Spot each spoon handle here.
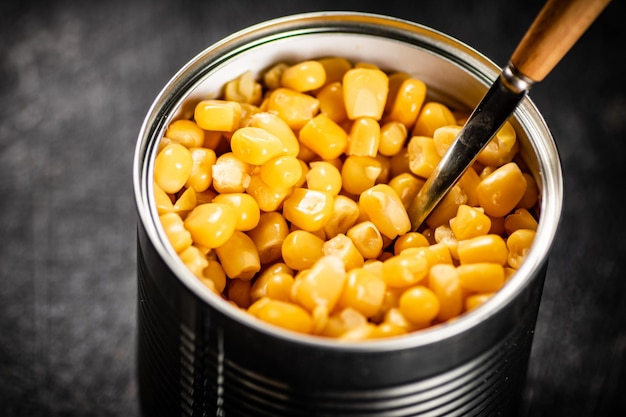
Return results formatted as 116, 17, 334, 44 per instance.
510, 0, 611, 82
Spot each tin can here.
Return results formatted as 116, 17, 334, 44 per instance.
133, 12, 562, 416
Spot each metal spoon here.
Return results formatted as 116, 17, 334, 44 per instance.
407, 0, 611, 231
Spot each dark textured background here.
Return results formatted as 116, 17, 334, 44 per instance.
1, 0, 625, 416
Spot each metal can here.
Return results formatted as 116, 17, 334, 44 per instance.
133, 12, 562, 416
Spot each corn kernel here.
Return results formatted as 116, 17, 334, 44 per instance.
245, 174, 292, 213
476, 162, 527, 217
316, 82, 347, 123
227, 278, 253, 308
346, 221, 384, 260
266, 87, 320, 130
412, 102, 457, 137
154, 143, 193, 194
425, 184, 467, 229
212, 192, 260, 232
477, 121, 518, 166
194, 99, 242, 132
387, 78, 427, 128
179, 245, 209, 278
343, 68, 389, 120
224, 71, 262, 105
306, 161, 342, 195
408, 136, 441, 179
323, 195, 360, 238
291, 255, 346, 312
202, 259, 227, 293
260, 155, 302, 189
263, 63, 289, 90
449, 204, 492, 240
341, 156, 382, 196
384, 72, 410, 114
323, 233, 365, 271
154, 182, 175, 215
517, 173, 539, 210
378, 121, 408, 157
250, 270, 294, 302
246, 112, 300, 157
359, 184, 411, 240
465, 293, 494, 311
281, 229, 325, 271
165, 119, 205, 148
215, 231, 260, 280
183, 203, 236, 249
184, 147, 216, 193
432, 125, 461, 157
230, 126, 284, 166
281, 60, 326, 92
283, 188, 334, 232
507, 229, 536, 269
399, 285, 440, 325
504, 208, 538, 235
159, 212, 192, 253
321, 307, 367, 338
172, 186, 197, 216
457, 234, 508, 266
212, 152, 251, 194
457, 263, 505, 293
247, 212, 289, 264
458, 167, 481, 207
434, 225, 459, 260
393, 232, 430, 255
388, 172, 424, 210
317, 57, 352, 86
299, 114, 348, 160
249, 298, 314, 334
336, 267, 386, 318
428, 264, 463, 322
382, 251, 429, 288
347, 117, 380, 157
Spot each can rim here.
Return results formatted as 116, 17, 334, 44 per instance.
133, 11, 563, 351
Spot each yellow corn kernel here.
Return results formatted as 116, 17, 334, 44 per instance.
384, 72, 410, 113
343, 68, 389, 120
303, 161, 342, 195
194, 99, 242, 132
341, 156, 382, 196
504, 208, 538, 235
226, 279, 251, 309
202, 259, 227, 293
488, 215, 506, 236
411, 102, 457, 137
263, 62, 289, 90
154, 182, 175, 214
172, 187, 197, 216
388, 172, 424, 210
212, 192, 260, 232
476, 162, 527, 217
183, 203, 236, 249
281, 230, 325, 271
154, 143, 193, 194
316, 82, 347, 123
408, 136, 441, 179
378, 121, 408, 157
247, 212, 289, 264
359, 184, 411, 240
321, 307, 368, 338
246, 112, 300, 157
224, 70, 263, 105
336, 267, 386, 318
266, 87, 320, 130
184, 147, 216, 193
230, 126, 284, 166
393, 232, 430, 255
374, 323, 409, 339
434, 225, 459, 260
281, 60, 326, 92
465, 293, 494, 311
282, 188, 334, 232
382, 307, 423, 333
259, 155, 302, 189
477, 121, 518, 167
347, 117, 380, 157
354, 61, 379, 69
382, 251, 429, 288
387, 78, 427, 128
517, 173, 539, 210
211, 152, 252, 194
245, 174, 292, 213
507, 229, 536, 269
323, 195, 360, 239
399, 285, 440, 325
249, 298, 314, 334
215, 231, 260, 280
195, 189, 217, 205
159, 212, 192, 253
457, 234, 508, 266
317, 57, 352, 86
425, 184, 468, 229
250, 270, 294, 302
432, 125, 461, 157
323, 233, 365, 272
291, 255, 347, 312
165, 119, 205, 148
374, 154, 391, 185
428, 264, 463, 322
457, 263, 505, 293
178, 245, 209, 278
449, 204, 492, 240
458, 166, 481, 207
346, 221, 384, 260
299, 114, 348, 160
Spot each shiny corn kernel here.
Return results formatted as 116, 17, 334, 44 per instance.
412, 101, 457, 137
154, 143, 193, 194
384, 72, 410, 114
323, 195, 360, 239
408, 136, 441, 179
246, 112, 300, 157
185, 147, 216, 193
172, 187, 197, 216
165, 119, 205, 148
457, 234, 508, 266
359, 184, 411, 240
194, 99, 242, 132
250, 266, 294, 302
263, 63, 289, 90
434, 225, 459, 260
299, 114, 348, 160
291, 255, 347, 312
388, 172, 424, 210
465, 293, 494, 311
249, 298, 314, 334
383, 307, 423, 333
378, 121, 408, 157
323, 233, 365, 271
159, 212, 192, 253
281, 229, 325, 271
393, 232, 430, 255
247, 212, 289, 264
507, 229, 536, 269
449, 204, 492, 240
428, 264, 463, 322
260, 155, 302, 189
215, 231, 260, 280
316, 82, 347, 123
346, 221, 384, 260
212, 192, 260, 232
306, 161, 342, 195
457, 167, 481, 207
382, 251, 429, 288
202, 259, 227, 293
230, 126, 284, 165
399, 286, 440, 325
389, 146, 411, 177
457, 263, 505, 293
283, 188, 334, 232
425, 184, 467, 229
321, 307, 368, 338
317, 57, 352, 86
154, 182, 174, 215
183, 203, 236, 249
224, 70, 262, 105
212, 152, 251, 194
477, 121, 518, 166
245, 174, 292, 213
343, 68, 389, 120
341, 156, 382, 196
432, 125, 461, 157
179, 245, 209, 278
347, 117, 380, 157
476, 162, 527, 217
266, 87, 320, 130
336, 267, 386, 318
517, 173, 539, 210
504, 208, 538, 235
387, 78, 427, 128
281, 60, 326, 92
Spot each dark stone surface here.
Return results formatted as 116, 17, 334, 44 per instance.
1, 0, 624, 415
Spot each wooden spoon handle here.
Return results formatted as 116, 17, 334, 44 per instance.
510, 0, 611, 82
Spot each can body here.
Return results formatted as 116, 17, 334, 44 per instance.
133, 12, 562, 416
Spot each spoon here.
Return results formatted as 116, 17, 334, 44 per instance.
407, 0, 611, 231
